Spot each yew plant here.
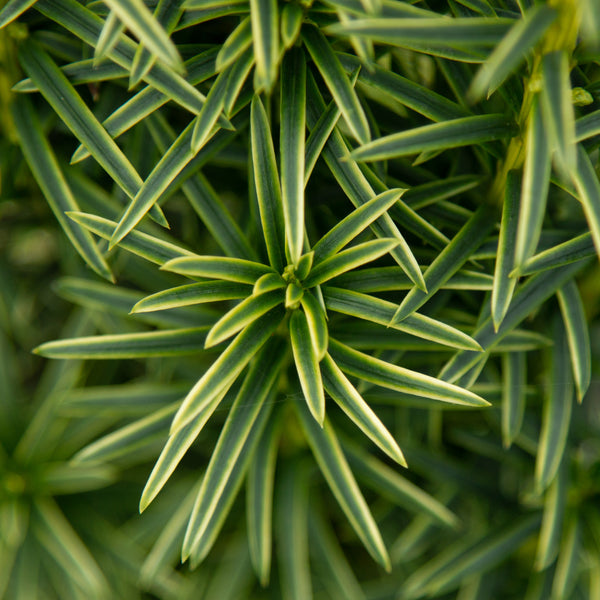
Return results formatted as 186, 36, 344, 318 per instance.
1, 0, 600, 597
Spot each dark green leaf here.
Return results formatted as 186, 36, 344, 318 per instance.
517, 232, 595, 276
501, 352, 526, 448
321, 354, 405, 464
162, 255, 274, 283
513, 96, 551, 269
303, 25, 371, 144
280, 47, 307, 264
491, 170, 520, 329
468, 5, 556, 100
103, 0, 183, 72
304, 239, 398, 287
11, 99, 113, 282
250, 0, 279, 91
573, 145, 600, 260
247, 412, 281, 586
535, 320, 573, 492
323, 287, 481, 351
132, 281, 251, 313
67, 212, 195, 265
216, 15, 252, 71
205, 289, 284, 347
540, 50, 576, 173
251, 96, 287, 271
290, 309, 325, 425
295, 400, 390, 571
312, 189, 404, 263
276, 465, 313, 600
329, 338, 488, 407
169, 307, 284, 433
350, 114, 516, 162
34, 327, 209, 359
0, 0, 38, 28
392, 205, 495, 322
557, 280, 591, 402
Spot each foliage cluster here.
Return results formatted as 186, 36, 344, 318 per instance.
1, 0, 600, 598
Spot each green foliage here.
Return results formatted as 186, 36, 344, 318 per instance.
1, 0, 600, 598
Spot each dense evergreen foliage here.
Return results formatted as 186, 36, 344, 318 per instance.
1, 0, 600, 598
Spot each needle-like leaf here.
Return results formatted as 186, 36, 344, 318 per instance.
323, 287, 481, 351
184, 402, 275, 565
392, 205, 495, 323
343, 441, 459, 528
332, 267, 493, 292
251, 96, 287, 271
536, 319, 573, 493
403, 514, 541, 598
18, 42, 148, 202
67, 212, 194, 265
535, 458, 568, 571
190, 63, 233, 153
102, 0, 183, 72
73, 403, 178, 463
513, 96, 551, 269
312, 189, 404, 263
205, 289, 284, 347
281, 2, 303, 49
303, 25, 371, 144
290, 309, 325, 425
276, 465, 313, 600
34, 328, 210, 359
295, 401, 391, 571
304, 239, 398, 287
161, 255, 274, 283
94, 10, 125, 64
551, 516, 580, 600
468, 5, 556, 101
540, 50, 576, 174
308, 508, 365, 600
337, 52, 468, 122
330, 339, 489, 407
300, 291, 329, 360
139, 390, 228, 512
491, 171, 520, 330
250, 0, 279, 91
501, 352, 526, 448
350, 114, 516, 162
247, 412, 281, 586
33, 498, 108, 596
0, 0, 38, 28
176, 340, 285, 559
169, 307, 284, 434
516, 232, 595, 276
280, 48, 307, 264
14, 59, 129, 92
326, 17, 512, 60
557, 280, 591, 403
216, 15, 252, 72
11, 99, 113, 283
575, 108, 600, 142
129, 0, 184, 87
572, 145, 600, 260
322, 354, 405, 465
132, 281, 251, 313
